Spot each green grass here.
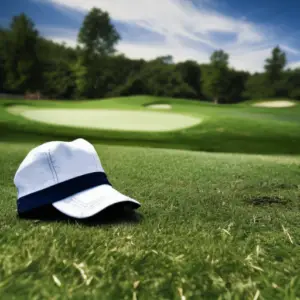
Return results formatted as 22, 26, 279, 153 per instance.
1, 96, 300, 155
7, 106, 201, 132
1, 142, 300, 299
1, 96, 300, 299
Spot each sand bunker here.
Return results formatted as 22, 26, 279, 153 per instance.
7, 106, 201, 132
253, 101, 296, 108
147, 104, 172, 110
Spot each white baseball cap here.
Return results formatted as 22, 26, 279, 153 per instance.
14, 138, 141, 218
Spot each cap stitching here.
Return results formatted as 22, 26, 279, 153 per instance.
47, 149, 59, 183
45, 151, 56, 184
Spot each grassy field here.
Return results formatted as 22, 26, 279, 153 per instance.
7, 105, 201, 132
1, 96, 300, 299
1, 96, 300, 154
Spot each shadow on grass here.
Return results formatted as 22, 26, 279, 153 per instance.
2, 122, 300, 156
17, 203, 143, 226
245, 195, 289, 206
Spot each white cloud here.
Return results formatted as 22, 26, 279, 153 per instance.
49, 36, 78, 48
281, 45, 300, 55
230, 48, 271, 72
38, 26, 78, 47
287, 61, 300, 69
42, 0, 295, 72
117, 41, 210, 63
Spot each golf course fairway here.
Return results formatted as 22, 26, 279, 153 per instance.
1, 142, 300, 299
1, 96, 300, 299
7, 105, 201, 132
2, 96, 300, 155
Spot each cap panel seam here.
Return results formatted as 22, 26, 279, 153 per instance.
45, 151, 56, 184
47, 149, 58, 183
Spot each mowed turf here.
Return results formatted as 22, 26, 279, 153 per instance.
7, 106, 201, 132
1, 141, 300, 299
1, 96, 300, 155
1, 96, 300, 299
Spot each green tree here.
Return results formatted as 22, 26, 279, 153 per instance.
0, 28, 7, 92
211, 50, 229, 68
99, 55, 145, 97
73, 54, 96, 99
202, 50, 230, 104
3, 14, 42, 93
43, 60, 76, 99
225, 70, 249, 103
116, 59, 196, 99
37, 37, 78, 99
155, 55, 174, 64
264, 46, 287, 97
114, 75, 149, 96
286, 69, 300, 100
38, 37, 77, 64
76, 8, 121, 98
176, 60, 202, 99
264, 46, 287, 84
243, 73, 275, 99
78, 7, 120, 56
143, 60, 196, 98
0, 57, 4, 93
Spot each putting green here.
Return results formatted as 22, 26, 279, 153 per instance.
7, 105, 202, 132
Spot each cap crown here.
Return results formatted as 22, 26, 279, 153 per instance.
14, 139, 105, 199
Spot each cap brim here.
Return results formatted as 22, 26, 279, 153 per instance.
52, 184, 140, 219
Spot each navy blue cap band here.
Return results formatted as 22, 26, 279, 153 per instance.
17, 172, 111, 214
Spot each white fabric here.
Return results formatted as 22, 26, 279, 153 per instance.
14, 138, 140, 218
53, 184, 140, 219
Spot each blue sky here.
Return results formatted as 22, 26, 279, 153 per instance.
1, 0, 300, 72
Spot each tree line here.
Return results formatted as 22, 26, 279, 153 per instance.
0, 8, 300, 103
